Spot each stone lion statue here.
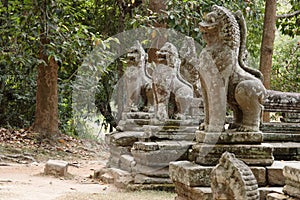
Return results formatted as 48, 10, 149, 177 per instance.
197, 5, 266, 132
152, 42, 193, 120
124, 41, 153, 112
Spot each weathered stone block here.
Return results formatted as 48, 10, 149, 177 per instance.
44, 160, 68, 176
191, 143, 274, 166
132, 164, 169, 177
267, 161, 300, 186
195, 130, 263, 144
132, 141, 192, 167
283, 163, 300, 199
105, 131, 144, 146
134, 174, 172, 184
169, 161, 212, 187
268, 142, 300, 161
174, 182, 212, 200
267, 192, 298, 200
259, 187, 283, 200
106, 168, 133, 188
251, 166, 267, 186
120, 154, 136, 173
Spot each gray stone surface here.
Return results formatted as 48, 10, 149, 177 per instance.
267, 193, 298, 200
191, 143, 274, 166
119, 154, 136, 173
132, 164, 169, 177
44, 160, 68, 177
211, 152, 259, 200
283, 163, 300, 199
105, 131, 144, 146
196, 130, 263, 144
266, 142, 300, 160
251, 166, 267, 187
174, 182, 212, 200
267, 161, 300, 186
134, 174, 172, 184
169, 161, 212, 187
259, 187, 283, 200
263, 90, 300, 113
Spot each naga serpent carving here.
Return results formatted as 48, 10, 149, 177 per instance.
152, 42, 193, 120
124, 41, 153, 112
197, 5, 266, 132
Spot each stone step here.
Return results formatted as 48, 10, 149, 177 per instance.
263, 132, 300, 142
261, 122, 300, 133
265, 142, 300, 160
267, 161, 300, 186
191, 143, 274, 166
122, 112, 155, 120
143, 125, 198, 141
196, 130, 263, 144
132, 141, 193, 168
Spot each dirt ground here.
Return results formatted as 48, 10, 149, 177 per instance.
0, 129, 176, 200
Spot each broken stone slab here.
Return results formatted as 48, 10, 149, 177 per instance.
259, 187, 283, 200
169, 161, 212, 187
134, 174, 172, 184
283, 163, 300, 199
173, 182, 212, 200
132, 141, 191, 167
132, 148, 188, 168
132, 164, 169, 178
104, 168, 134, 189
119, 154, 136, 173
105, 131, 144, 146
106, 145, 131, 168
267, 192, 299, 200
267, 161, 300, 186
44, 160, 68, 177
195, 130, 262, 144
191, 143, 274, 166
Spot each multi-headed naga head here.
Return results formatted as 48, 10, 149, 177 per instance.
199, 5, 240, 49
157, 42, 180, 69
127, 41, 146, 67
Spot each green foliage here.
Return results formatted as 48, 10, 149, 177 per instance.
0, 0, 99, 133
277, 0, 300, 37
271, 36, 300, 92
129, 0, 265, 63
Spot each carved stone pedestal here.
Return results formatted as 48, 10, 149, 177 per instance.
191, 131, 274, 166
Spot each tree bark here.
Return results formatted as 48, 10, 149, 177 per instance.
259, 0, 276, 122
147, 0, 167, 63
32, 0, 59, 138
32, 37, 59, 138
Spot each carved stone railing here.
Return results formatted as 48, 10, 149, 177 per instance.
263, 90, 300, 113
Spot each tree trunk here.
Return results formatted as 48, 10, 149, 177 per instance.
32, 36, 59, 138
259, 0, 276, 122
147, 0, 167, 63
